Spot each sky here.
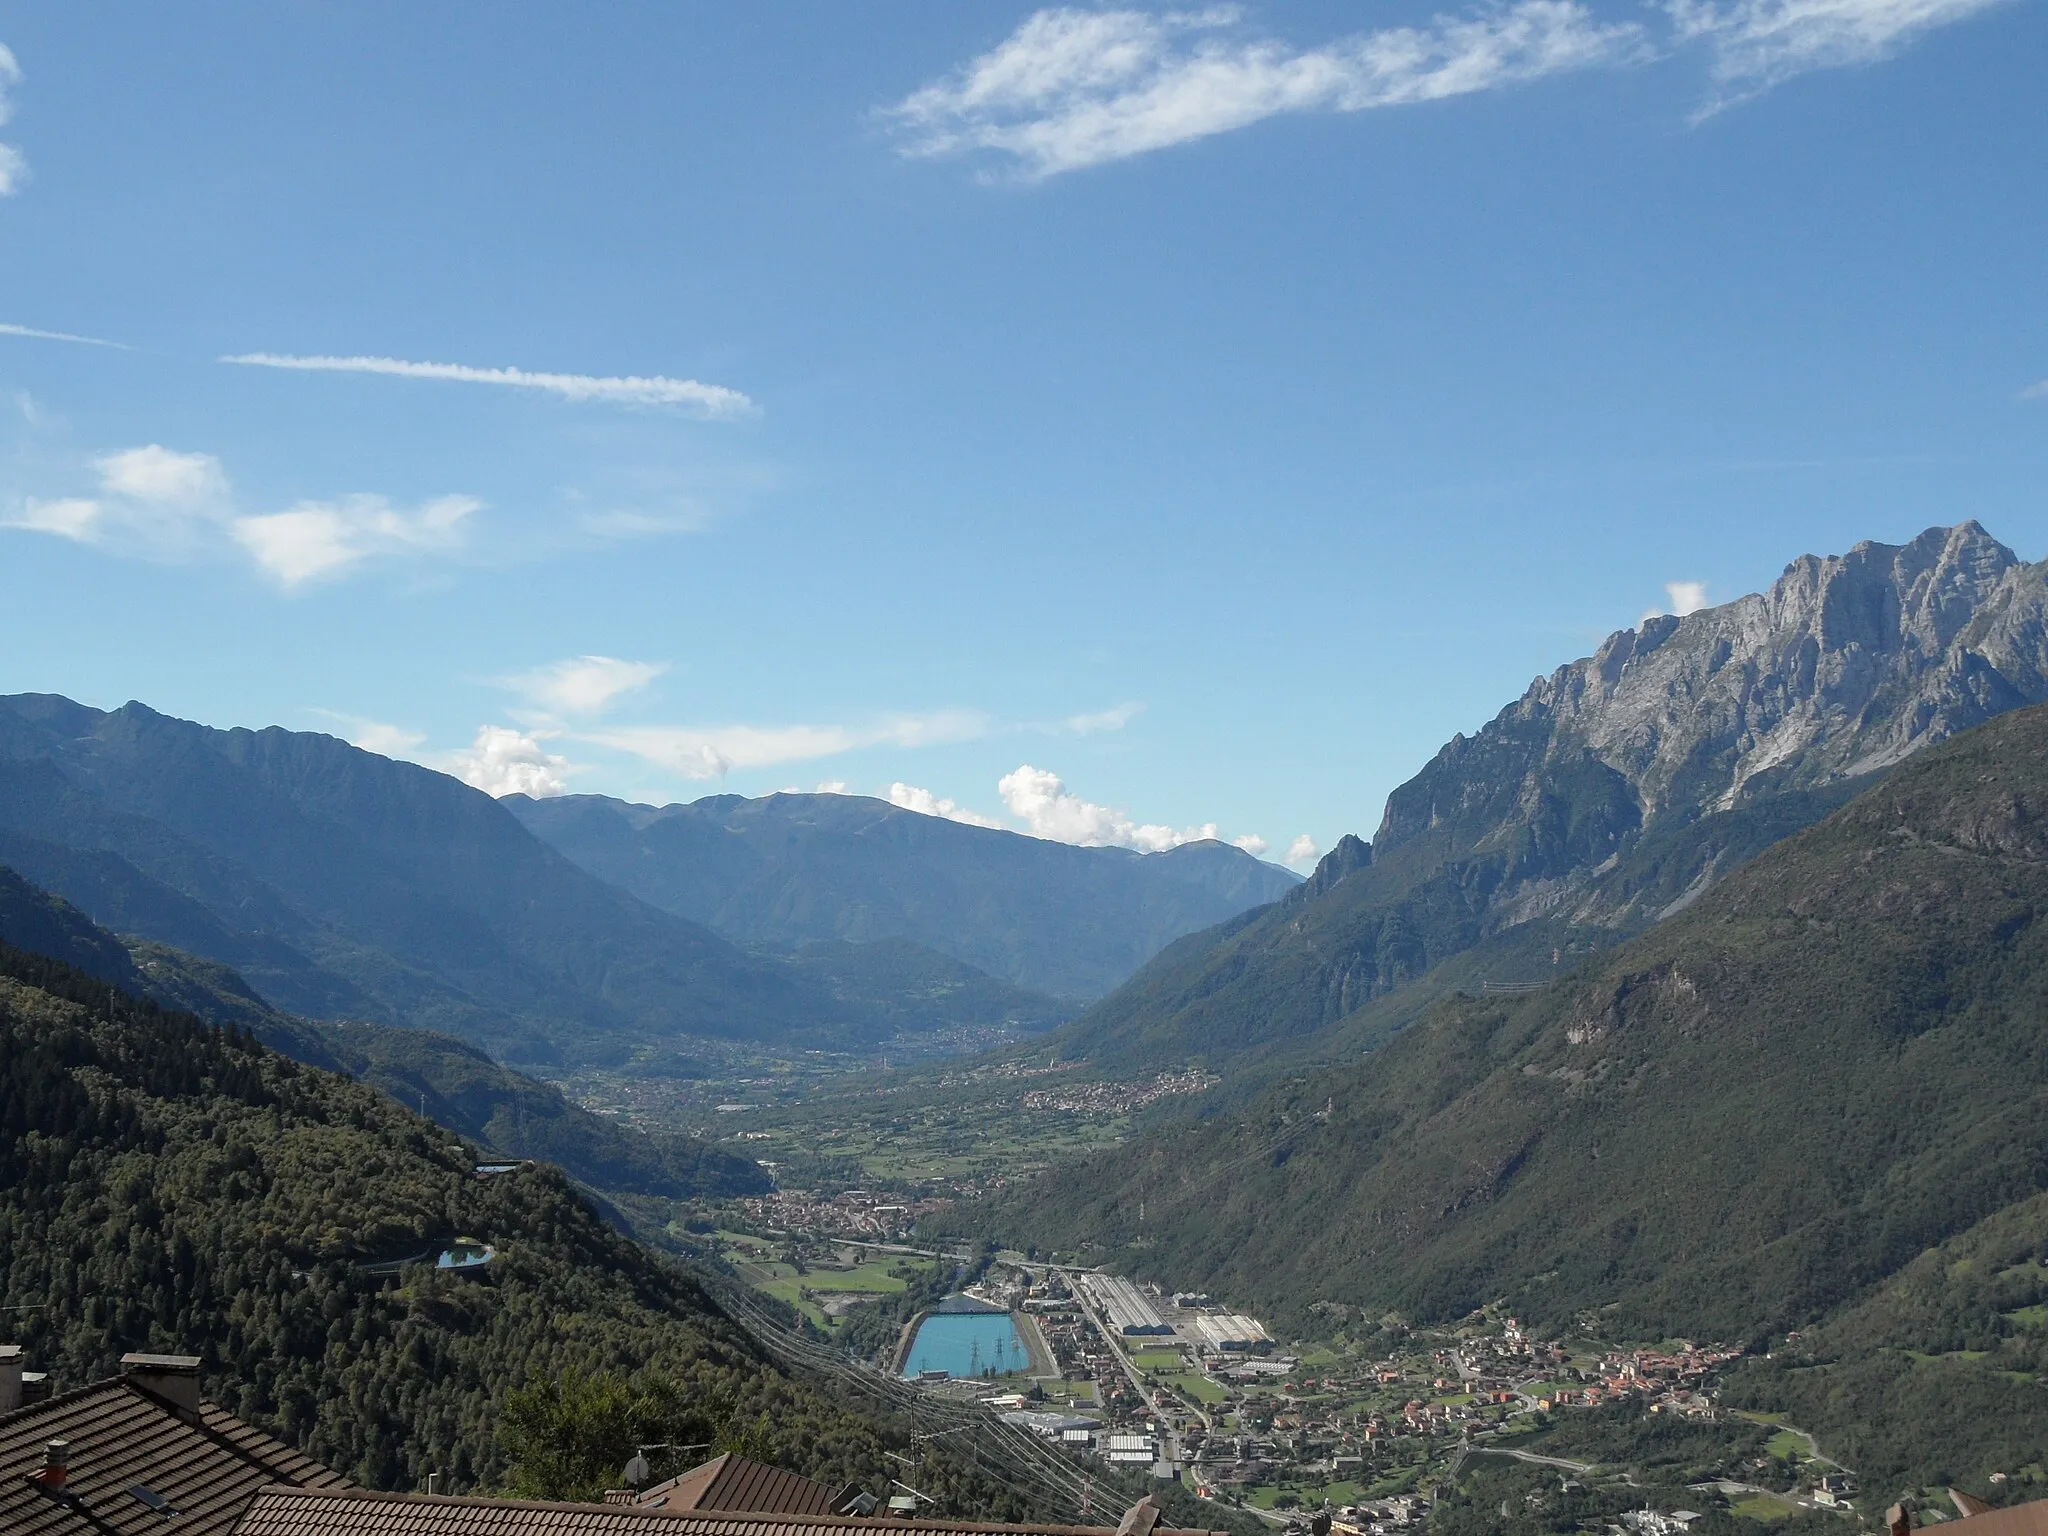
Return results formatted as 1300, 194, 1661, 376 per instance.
0, 1, 2043, 868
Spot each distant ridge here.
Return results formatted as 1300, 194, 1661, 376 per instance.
508, 790, 1299, 1000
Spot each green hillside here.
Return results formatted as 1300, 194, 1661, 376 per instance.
0, 864, 768, 1200
971, 704, 2048, 1356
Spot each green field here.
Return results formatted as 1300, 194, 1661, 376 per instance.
1159, 1371, 1228, 1404
1732, 1493, 1796, 1522
1131, 1348, 1186, 1370
730, 1247, 920, 1327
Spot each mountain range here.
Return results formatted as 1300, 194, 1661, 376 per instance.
1047, 521, 2048, 1077
972, 699, 2048, 1490
507, 789, 1298, 1000
0, 693, 1286, 1066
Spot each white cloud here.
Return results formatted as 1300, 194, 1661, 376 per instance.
445, 725, 572, 798
97, 445, 229, 508
503, 655, 668, 717
221, 352, 757, 419
317, 713, 428, 759
815, 780, 852, 794
232, 493, 479, 588
2022, 380, 2048, 402
0, 45, 25, 196
887, 0, 2009, 174
0, 321, 130, 349
585, 711, 987, 780
888, 781, 1008, 828
1065, 701, 1144, 734
1284, 833, 1321, 868
4, 497, 100, 540
1666, 579, 1710, 615
997, 763, 1219, 851
1233, 833, 1270, 857
1670, 0, 2013, 105
883, 3, 1647, 178
1641, 579, 1711, 622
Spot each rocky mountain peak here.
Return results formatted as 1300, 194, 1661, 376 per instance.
1379, 523, 2048, 858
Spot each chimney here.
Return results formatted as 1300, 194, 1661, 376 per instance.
0, 1344, 21, 1414
34, 1439, 68, 1490
121, 1353, 202, 1415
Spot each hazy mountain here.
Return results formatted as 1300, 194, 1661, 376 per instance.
0, 693, 866, 1063
973, 703, 2048, 1489
1050, 521, 2048, 1073
0, 864, 769, 1198
507, 789, 1300, 999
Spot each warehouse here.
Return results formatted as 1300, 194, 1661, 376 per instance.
1192, 1314, 1272, 1352
1080, 1274, 1173, 1336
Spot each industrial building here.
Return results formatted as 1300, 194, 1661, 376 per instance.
1191, 1314, 1272, 1352
1080, 1275, 1173, 1336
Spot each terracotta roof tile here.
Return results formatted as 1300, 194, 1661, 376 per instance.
0, 1377, 348, 1536
234, 1486, 1233, 1536
636, 1454, 846, 1516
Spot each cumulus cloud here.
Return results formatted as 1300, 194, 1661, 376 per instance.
1669, 0, 2015, 106
97, 445, 229, 508
1284, 834, 1321, 868
503, 655, 668, 717
232, 493, 479, 588
4, 444, 231, 551
0, 321, 130, 349
585, 711, 987, 780
997, 763, 1220, 851
0, 45, 25, 196
4, 440, 480, 589
444, 725, 572, 798
1643, 579, 1712, 622
221, 352, 756, 419
883, 3, 1647, 178
1065, 701, 1144, 734
1665, 580, 1710, 615
4, 497, 100, 540
888, 781, 1008, 828
315, 713, 429, 759
1233, 833, 1270, 857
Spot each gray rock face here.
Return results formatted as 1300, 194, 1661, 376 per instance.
1380, 522, 2048, 860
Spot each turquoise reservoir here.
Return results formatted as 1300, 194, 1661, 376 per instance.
902, 1311, 1027, 1378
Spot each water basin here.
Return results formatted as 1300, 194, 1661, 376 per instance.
902, 1311, 1026, 1378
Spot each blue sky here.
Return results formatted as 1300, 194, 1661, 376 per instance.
0, 1, 2042, 865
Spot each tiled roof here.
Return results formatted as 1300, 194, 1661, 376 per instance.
636, 1454, 848, 1516
0, 1375, 349, 1535
1939, 1500, 2048, 1536
234, 1486, 1232, 1536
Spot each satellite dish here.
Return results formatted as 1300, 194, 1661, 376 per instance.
623, 1454, 651, 1488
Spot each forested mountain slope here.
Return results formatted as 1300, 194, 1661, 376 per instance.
508, 790, 1298, 1000
0, 865, 767, 1199
0, 942, 838, 1493
0, 694, 863, 1063
1050, 522, 2048, 1074
974, 704, 2048, 1360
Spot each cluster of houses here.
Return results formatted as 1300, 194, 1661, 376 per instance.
728, 1188, 955, 1240
1019, 1071, 1221, 1116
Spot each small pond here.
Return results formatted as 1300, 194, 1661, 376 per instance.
901, 1311, 1027, 1378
